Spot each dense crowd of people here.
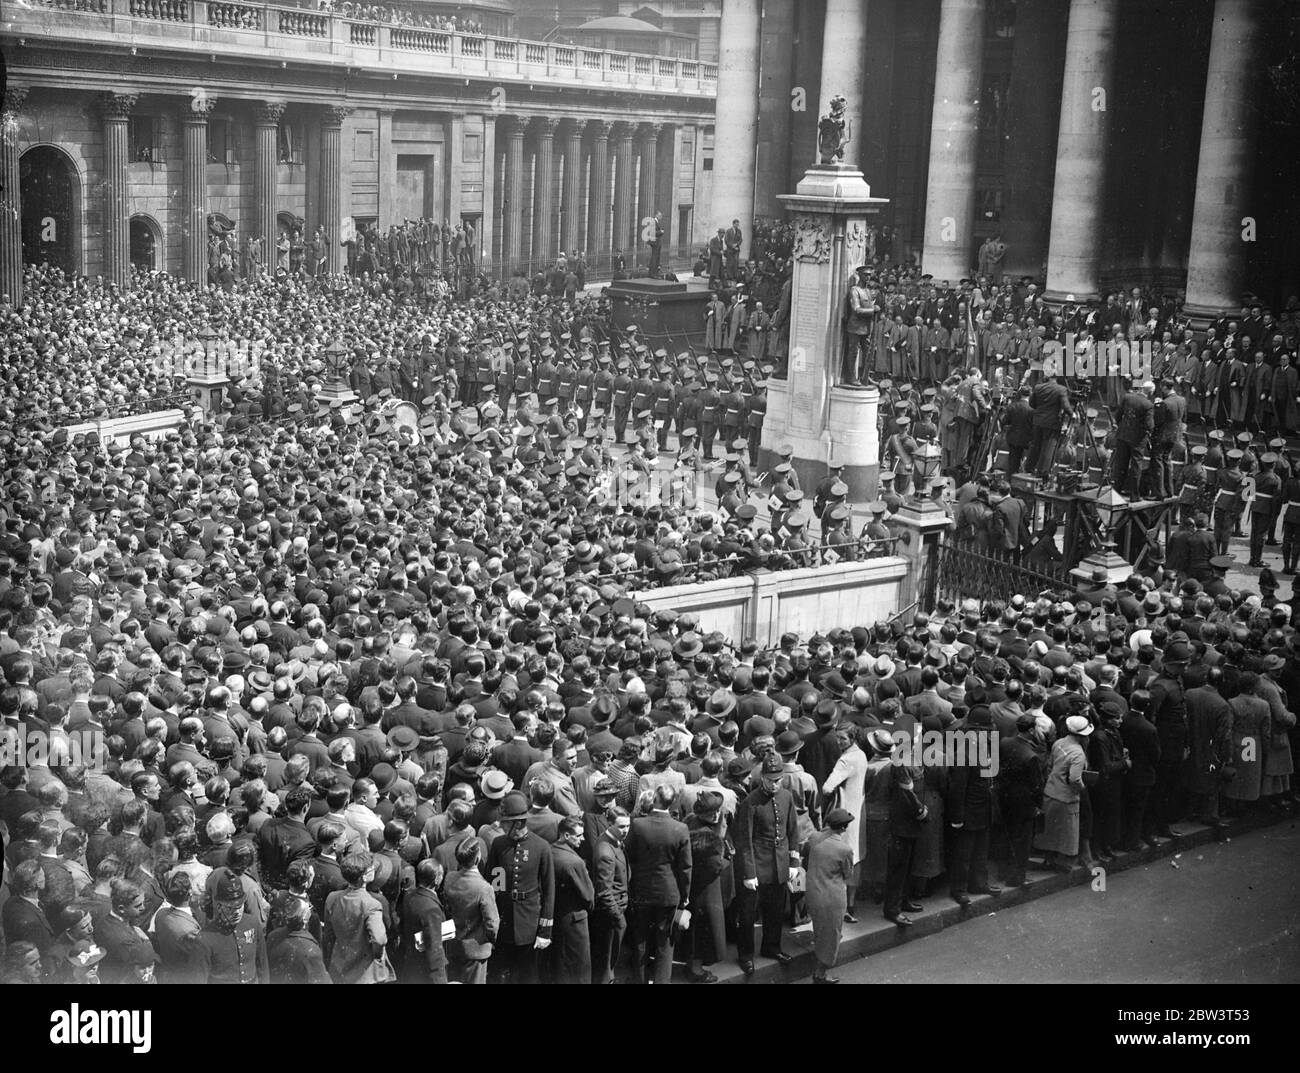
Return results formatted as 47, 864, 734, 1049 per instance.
1, 246, 1298, 985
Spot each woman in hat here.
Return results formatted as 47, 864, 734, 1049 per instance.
856, 725, 898, 903
806, 807, 857, 983
1224, 670, 1271, 815
821, 725, 867, 911
683, 791, 728, 984
1035, 713, 1092, 871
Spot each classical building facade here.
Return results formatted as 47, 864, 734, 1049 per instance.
0, 0, 719, 303
715, 0, 1299, 314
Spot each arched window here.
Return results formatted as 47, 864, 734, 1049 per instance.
130, 215, 162, 272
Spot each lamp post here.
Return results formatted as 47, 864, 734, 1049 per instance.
187, 324, 228, 415
908, 441, 943, 509
1070, 484, 1132, 584
318, 338, 358, 407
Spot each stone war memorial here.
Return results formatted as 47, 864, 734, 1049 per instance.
760, 95, 888, 501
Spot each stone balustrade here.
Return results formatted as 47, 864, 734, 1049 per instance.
12, 0, 718, 97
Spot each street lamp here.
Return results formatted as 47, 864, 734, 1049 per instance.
317, 338, 358, 407
1092, 485, 1130, 536
194, 325, 217, 377
1071, 484, 1132, 585
910, 440, 942, 506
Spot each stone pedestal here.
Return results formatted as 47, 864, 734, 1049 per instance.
888, 500, 954, 610
760, 163, 889, 501
1070, 544, 1132, 585
188, 372, 230, 415
318, 379, 359, 408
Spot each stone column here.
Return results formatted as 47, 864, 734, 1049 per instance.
0, 86, 27, 307
711, 0, 762, 253
1000, 0, 1066, 282
586, 119, 610, 267
377, 108, 394, 229
320, 105, 349, 276
660, 123, 679, 254
99, 92, 137, 289
560, 118, 583, 257
636, 122, 661, 267
817, 0, 868, 170
1185, 0, 1266, 317
531, 115, 557, 269
920, 0, 987, 284
1044, 0, 1119, 301
612, 121, 636, 266
182, 95, 216, 284
755, 0, 796, 217
254, 101, 286, 260
502, 116, 526, 272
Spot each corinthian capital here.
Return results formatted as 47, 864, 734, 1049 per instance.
98, 92, 139, 120
255, 100, 288, 126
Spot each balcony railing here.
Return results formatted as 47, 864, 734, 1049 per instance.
10, 0, 719, 98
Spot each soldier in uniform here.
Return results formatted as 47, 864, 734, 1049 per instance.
1179, 444, 1209, 521
676, 427, 700, 474
814, 461, 848, 521
653, 364, 676, 450
741, 380, 766, 468
574, 352, 595, 431
878, 472, 904, 518
915, 402, 939, 444
782, 510, 814, 567
773, 444, 802, 492
486, 792, 555, 985
633, 410, 657, 458
590, 350, 614, 416
698, 375, 722, 462
1279, 462, 1300, 574
1248, 452, 1282, 567
535, 347, 558, 407
823, 504, 857, 561
555, 351, 579, 415
719, 380, 744, 453
512, 344, 535, 410
1266, 439, 1292, 545
718, 471, 745, 520
724, 443, 755, 490
1213, 449, 1244, 556
675, 372, 701, 451
771, 484, 803, 536
631, 357, 656, 426
611, 358, 634, 442
886, 415, 917, 498
863, 501, 893, 555
1237, 431, 1258, 477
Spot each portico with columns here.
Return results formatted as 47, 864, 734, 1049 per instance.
708, 0, 1293, 314
3, 3, 715, 302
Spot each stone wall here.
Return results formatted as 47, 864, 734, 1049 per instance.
632, 556, 910, 646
